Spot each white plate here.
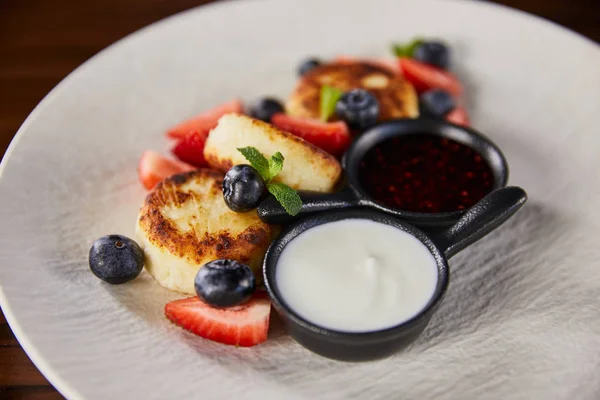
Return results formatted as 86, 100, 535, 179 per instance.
1, 0, 600, 399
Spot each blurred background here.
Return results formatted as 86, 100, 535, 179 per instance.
0, 0, 598, 398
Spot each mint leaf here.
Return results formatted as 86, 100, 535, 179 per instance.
267, 182, 302, 216
238, 147, 270, 181
237, 147, 302, 216
320, 85, 343, 122
392, 37, 423, 58
268, 152, 284, 182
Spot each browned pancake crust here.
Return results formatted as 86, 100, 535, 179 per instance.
137, 169, 274, 266
286, 61, 418, 121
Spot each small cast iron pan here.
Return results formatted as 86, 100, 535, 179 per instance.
263, 186, 527, 361
258, 118, 508, 228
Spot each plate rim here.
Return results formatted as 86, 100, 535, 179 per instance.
0, 0, 598, 398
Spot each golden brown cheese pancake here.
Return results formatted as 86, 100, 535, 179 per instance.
135, 169, 275, 294
204, 113, 342, 192
286, 61, 419, 121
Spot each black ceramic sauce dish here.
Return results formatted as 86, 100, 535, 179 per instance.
258, 118, 509, 228
263, 186, 527, 361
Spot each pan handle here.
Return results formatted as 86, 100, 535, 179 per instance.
257, 186, 361, 225
431, 186, 527, 258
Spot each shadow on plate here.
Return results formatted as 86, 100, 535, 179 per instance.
411, 200, 566, 348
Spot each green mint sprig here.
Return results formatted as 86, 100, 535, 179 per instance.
267, 183, 302, 217
319, 85, 343, 122
238, 147, 302, 216
392, 37, 423, 58
238, 147, 271, 180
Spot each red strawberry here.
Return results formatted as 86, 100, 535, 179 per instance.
334, 55, 399, 75
138, 150, 195, 190
271, 113, 351, 158
398, 57, 463, 96
446, 107, 471, 127
166, 98, 244, 140
164, 292, 271, 347
171, 131, 208, 168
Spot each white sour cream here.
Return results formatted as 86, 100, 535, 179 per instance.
276, 219, 439, 332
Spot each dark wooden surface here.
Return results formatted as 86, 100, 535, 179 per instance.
0, 0, 598, 398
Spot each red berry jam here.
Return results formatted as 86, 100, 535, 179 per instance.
358, 134, 494, 213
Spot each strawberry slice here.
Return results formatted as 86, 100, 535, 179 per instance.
138, 150, 195, 190
166, 98, 243, 140
398, 57, 463, 96
171, 131, 208, 168
271, 113, 351, 158
334, 55, 399, 75
164, 292, 271, 347
446, 107, 471, 127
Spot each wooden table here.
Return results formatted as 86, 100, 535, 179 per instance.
0, 0, 598, 398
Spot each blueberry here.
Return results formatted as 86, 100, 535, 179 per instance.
413, 41, 450, 69
249, 98, 284, 122
195, 259, 256, 307
222, 165, 265, 213
335, 89, 380, 131
89, 235, 144, 284
298, 58, 322, 76
420, 89, 456, 117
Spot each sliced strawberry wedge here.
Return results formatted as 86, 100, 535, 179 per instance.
166, 98, 244, 140
164, 292, 271, 347
271, 113, 351, 158
334, 55, 399, 75
446, 107, 471, 127
138, 150, 196, 190
398, 58, 463, 96
171, 131, 209, 168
